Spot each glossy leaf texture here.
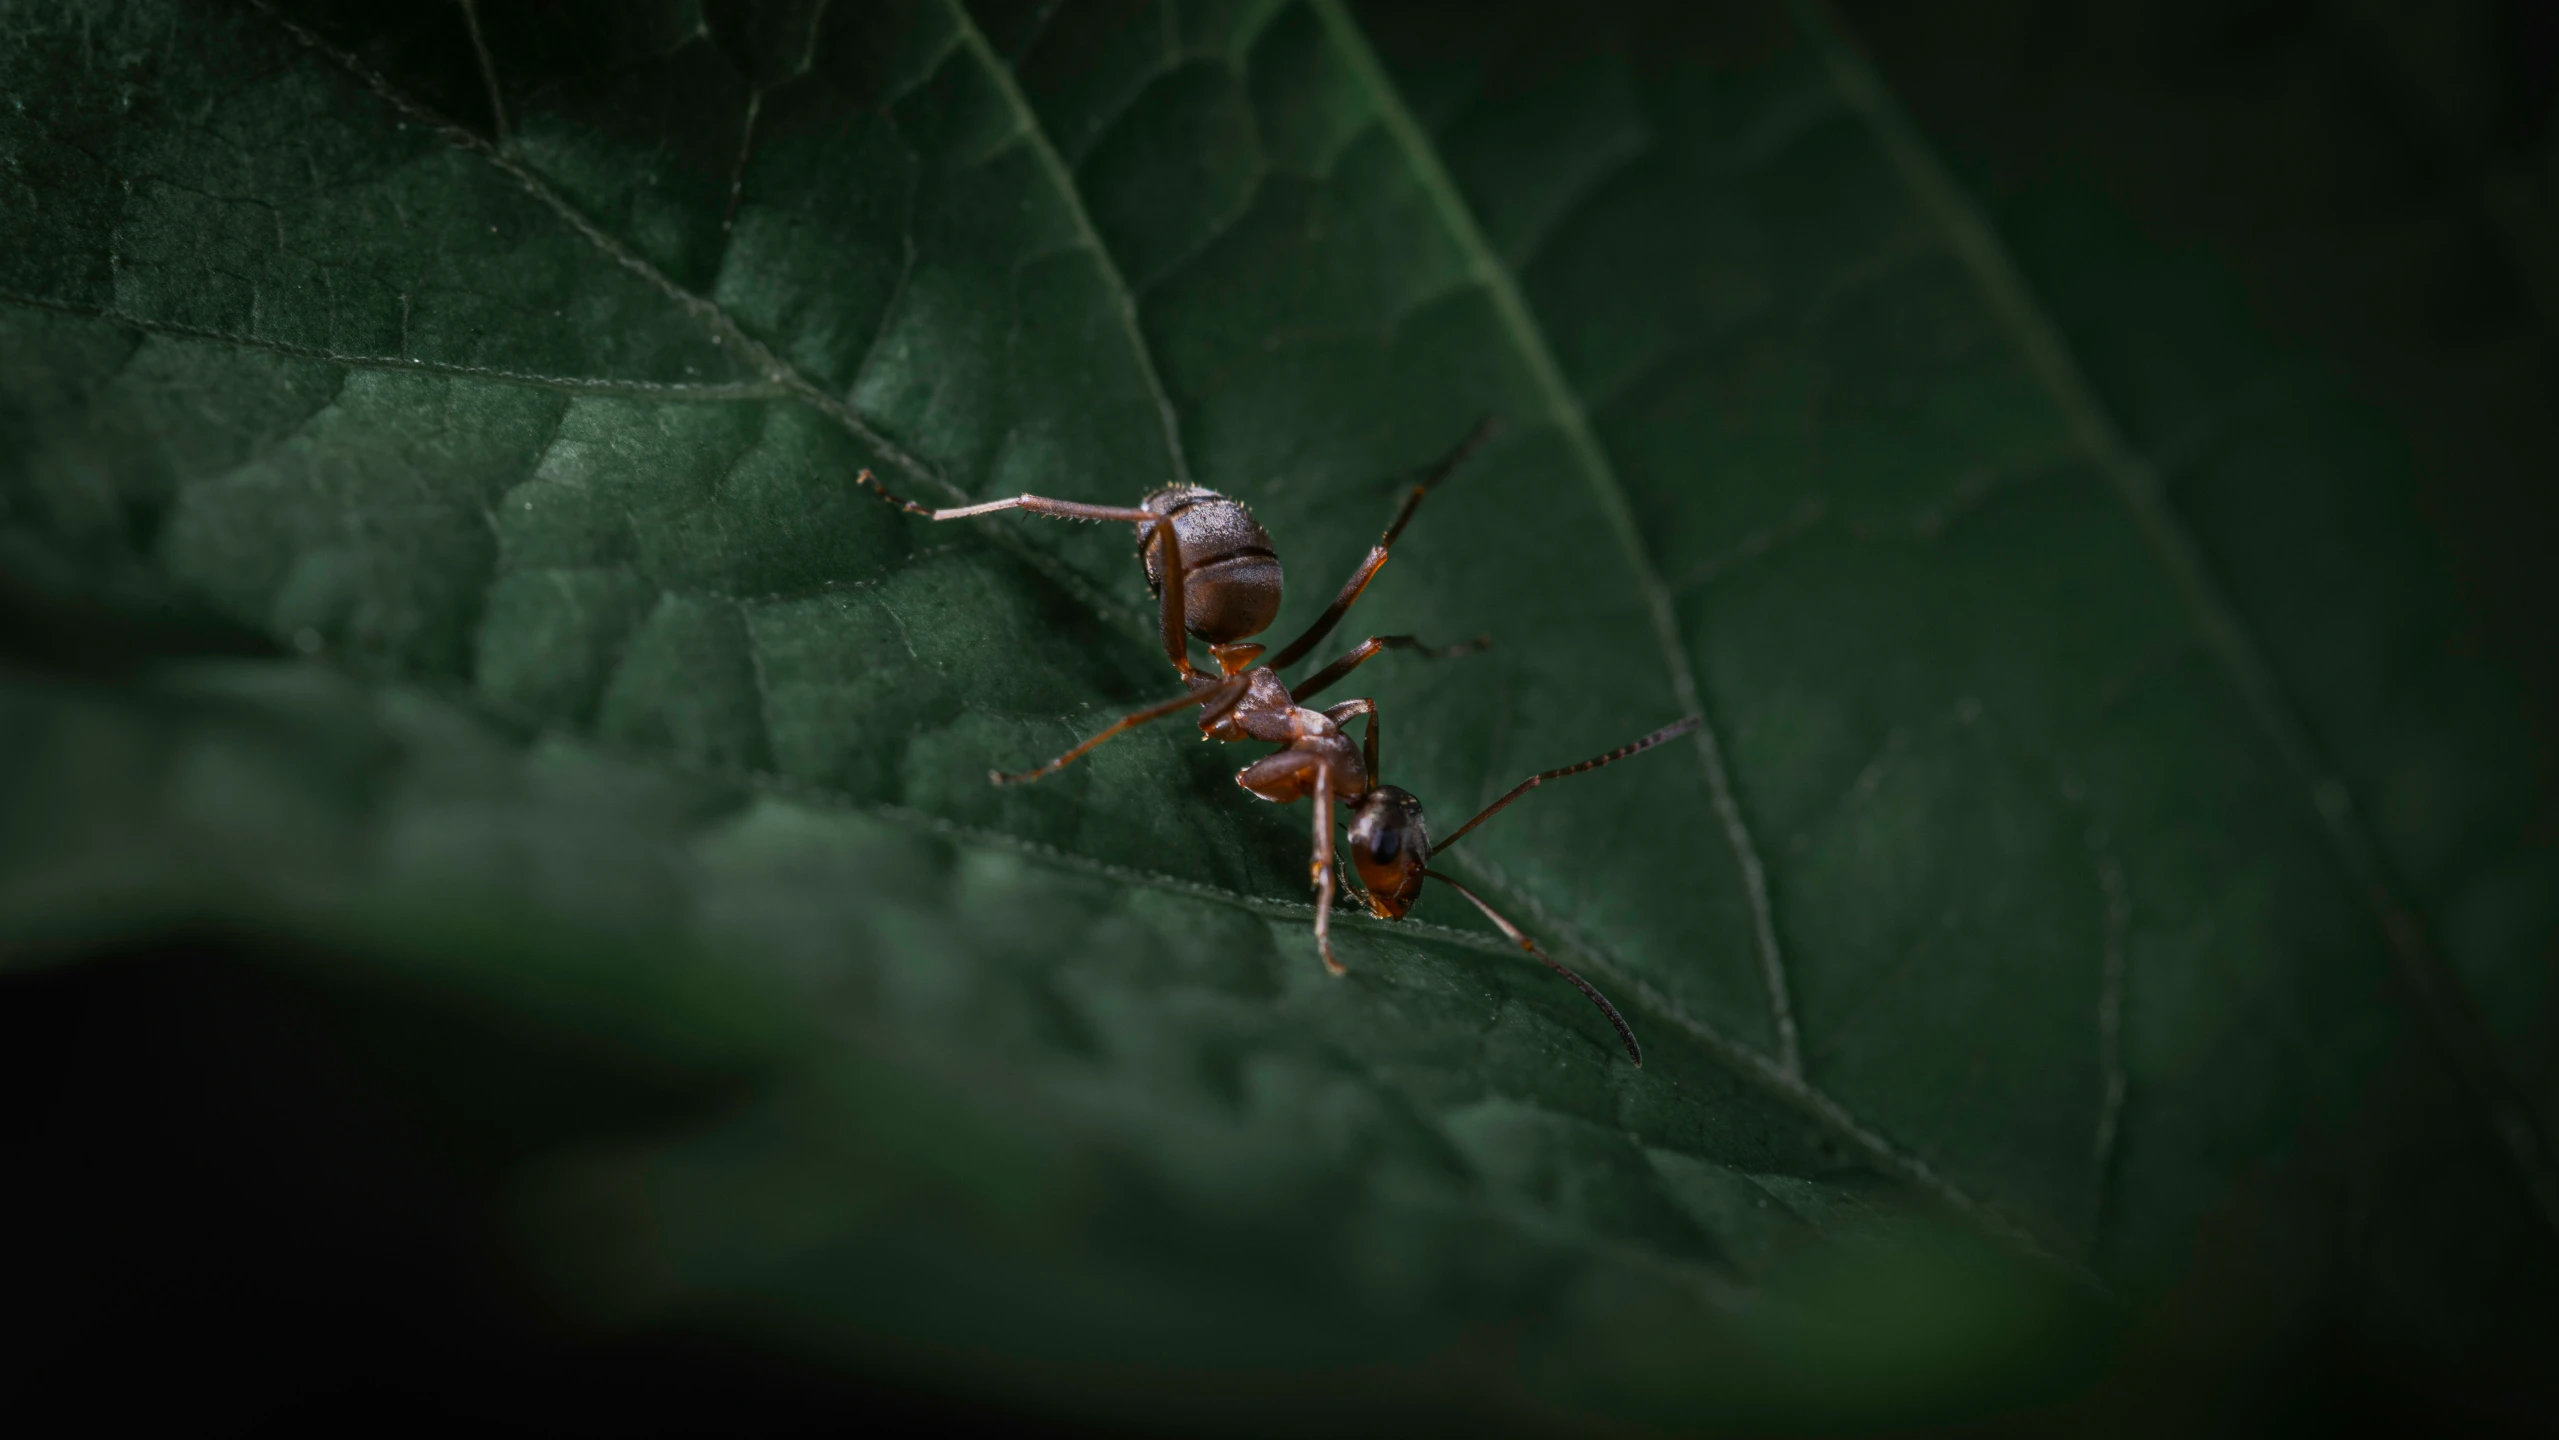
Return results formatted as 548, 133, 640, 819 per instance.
3, 0, 2553, 1430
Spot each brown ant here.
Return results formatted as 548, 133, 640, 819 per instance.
1337, 713, 1698, 1066
853, 423, 1693, 1065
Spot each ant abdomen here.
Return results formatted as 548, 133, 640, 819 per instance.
1138, 487, 1284, 643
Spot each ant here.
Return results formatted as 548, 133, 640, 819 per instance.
853, 423, 1693, 1065
1335, 712, 1698, 1067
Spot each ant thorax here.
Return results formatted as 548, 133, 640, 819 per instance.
1234, 728, 1367, 805
1200, 668, 1299, 744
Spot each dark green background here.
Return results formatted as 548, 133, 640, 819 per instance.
3, 1, 2553, 1433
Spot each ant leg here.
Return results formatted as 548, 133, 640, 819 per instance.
1432, 714, 1702, 856
1311, 760, 1345, 975
993, 673, 1248, 786
1424, 869, 1641, 1066
1321, 698, 1379, 785
1293, 633, 1488, 704
1266, 418, 1497, 671
854, 470, 1196, 678
1197, 676, 1252, 733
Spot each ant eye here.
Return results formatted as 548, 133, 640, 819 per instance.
1368, 826, 1402, 862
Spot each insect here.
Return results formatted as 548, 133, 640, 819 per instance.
1339, 714, 1699, 1066
852, 423, 1691, 1064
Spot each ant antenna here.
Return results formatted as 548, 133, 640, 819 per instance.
1424, 868, 1641, 1066
1432, 715, 1701, 856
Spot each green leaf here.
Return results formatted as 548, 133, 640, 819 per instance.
3, 0, 2552, 1428
1350, 0, 2559, 1318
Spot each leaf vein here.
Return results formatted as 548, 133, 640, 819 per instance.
242, 0, 1171, 676
1442, 847, 2098, 1294
943, 0, 1196, 490
1793, 0, 2559, 1234
1311, 0, 1803, 1078
2083, 809, 2130, 1253
457, 0, 508, 145
1500, 110, 1652, 276
0, 292, 794, 399
244, 0, 953, 499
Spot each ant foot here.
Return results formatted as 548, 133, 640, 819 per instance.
1320, 946, 1348, 978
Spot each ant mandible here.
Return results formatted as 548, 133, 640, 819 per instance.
853, 422, 1692, 1065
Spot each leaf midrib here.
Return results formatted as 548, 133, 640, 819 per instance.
953, 0, 2051, 1268
1305, 0, 1806, 1079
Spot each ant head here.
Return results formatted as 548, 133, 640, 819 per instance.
1347, 785, 1430, 919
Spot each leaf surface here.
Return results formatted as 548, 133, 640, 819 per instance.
1352, 0, 2559, 1319
3, 0, 2553, 1426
